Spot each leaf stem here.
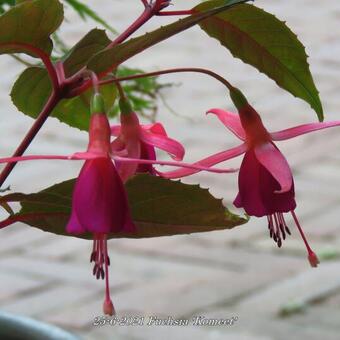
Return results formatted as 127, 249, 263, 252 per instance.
0, 43, 59, 92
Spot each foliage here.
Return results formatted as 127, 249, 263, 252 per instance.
0, 0, 326, 237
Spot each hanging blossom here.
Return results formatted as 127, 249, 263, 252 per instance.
0, 93, 236, 315
111, 97, 185, 182
157, 88, 340, 267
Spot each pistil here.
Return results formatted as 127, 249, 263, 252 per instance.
291, 211, 320, 267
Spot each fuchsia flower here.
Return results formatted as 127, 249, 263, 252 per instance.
67, 110, 136, 316
158, 90, 340, 267
110, 101, 184, 181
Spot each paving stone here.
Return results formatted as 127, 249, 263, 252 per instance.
0, 255, 132, 288
0, 224, 53, 255
28, 236, 90, 260
114, 325, 272, 340
237, 261, 340, 316
1, 284, 102, 317
0, 271, 51, 303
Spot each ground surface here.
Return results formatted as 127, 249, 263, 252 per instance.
1, 1, 340, 339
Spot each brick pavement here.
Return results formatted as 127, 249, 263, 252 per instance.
1, 1, 340, 339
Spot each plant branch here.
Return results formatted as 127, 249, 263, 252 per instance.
99, 67, 234, 91
108, 5, 154, 48
0, 43, 59, 91
0, 92, 60, 188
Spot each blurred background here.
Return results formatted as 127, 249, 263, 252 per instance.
1, 0, 340, 339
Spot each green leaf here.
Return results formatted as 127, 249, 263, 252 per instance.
11, 66, 116, 130
0, 175, 247, 239
0, 0, 64, 56
11, 29, 116, 130
87, 0, 250, 74
62, 28, 111, 77
195, 2, 323, 119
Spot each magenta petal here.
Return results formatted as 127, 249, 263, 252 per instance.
156, 143, 246, 179
254, 142, 292, 193
259, 162, 296, 214
111, 136, 126, 153
66, 209, 86, 234
144, 122, 167, 136
207, 108, 246, 141
235, 150, 268, 216
139, 129, 185, 161
271, 121, 340, 141
235, 149, 296, 216
72, 159, 136, 233
233, 192, 242, 208
117, 139, 141, 182
136, 142, 157, 175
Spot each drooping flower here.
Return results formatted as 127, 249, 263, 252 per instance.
66, 100, 136, 316
158, 88, 340, 267
111, 97, 185, 182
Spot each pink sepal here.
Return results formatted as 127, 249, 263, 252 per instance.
207, 108, 246, 141
254, 143, 293, 193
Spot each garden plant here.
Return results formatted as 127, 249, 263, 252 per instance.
0, 0, 339, 317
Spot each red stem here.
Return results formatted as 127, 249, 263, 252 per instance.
0, 92, 60, 187
0, 43, 59, 91
99, 67, 234, 91
108, 6, 154, 47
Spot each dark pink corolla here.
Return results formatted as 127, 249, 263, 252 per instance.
111, 98, 184, 182
158, 96, 340, 267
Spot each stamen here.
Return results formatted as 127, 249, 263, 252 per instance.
291, 211, 320, 268
277, 237, 282, 248
268, 215, 274, 239
92, 235, 106, 280
285, 226, 292, 236
273, 213, 281, 247
267, 213, 292, 248
267, 216, 273, 238
281, 214, 292, 235
278, 213, 286, 240
90, 240, 97, 262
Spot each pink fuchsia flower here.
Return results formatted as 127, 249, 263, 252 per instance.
158, 89, 340, 267
110, 98, 185, 182
66, 109, 135, 316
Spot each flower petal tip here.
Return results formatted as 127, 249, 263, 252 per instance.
205, 108, 218, 115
